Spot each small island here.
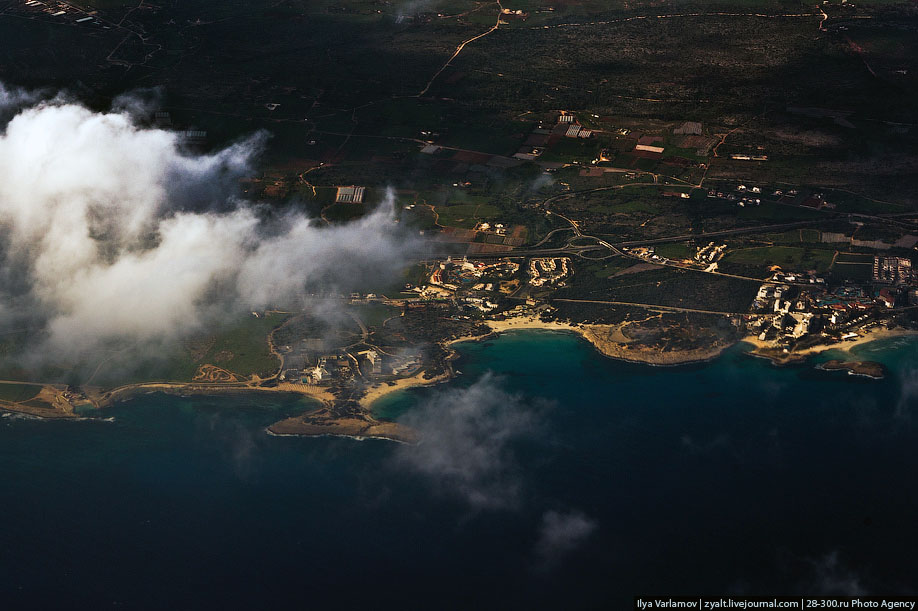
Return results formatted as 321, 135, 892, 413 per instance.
817, 359, 886, 379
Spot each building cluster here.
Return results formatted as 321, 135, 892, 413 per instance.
624, 245, 723, 272
528, 258, 571, 287
349, 292, 381, 304
623, 246, 679, 266
873, 256, 912, 285
302, 356, 331, 384
281, 349, 353, 385
499, 7, 529, 21
19, 0, 97, 22
474, 222, 508, 236
413, 257, 519, 310
280, 341, 420, 385
694, 242, 727, 264
513, 113, 593, 161
753, 286, 815, 342
705, 183, 844, 212
751, 256, 917, 347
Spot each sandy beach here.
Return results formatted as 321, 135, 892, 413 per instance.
358, 369, 452, 410
357, 318, 578, 410
484, 317, 580, 334
272, 381, 336, 405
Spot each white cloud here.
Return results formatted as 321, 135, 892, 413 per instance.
0, 82, 41, 116
809, 551, 866, 596
895, 365, 918, 420
393, 373, 545, 510
534, 509, 597, 566
0, 85, 417, 365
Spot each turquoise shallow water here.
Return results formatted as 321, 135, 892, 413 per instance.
3, 330, 918, 609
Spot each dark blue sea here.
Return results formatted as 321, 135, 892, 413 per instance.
3, 330, 918, 610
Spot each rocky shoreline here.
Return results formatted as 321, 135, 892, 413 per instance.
481, 316, 737, 366
741, 327, 918, 368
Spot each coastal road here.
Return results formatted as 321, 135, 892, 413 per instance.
347, 311, 370, 342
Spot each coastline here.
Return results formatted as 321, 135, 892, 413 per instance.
578, 323, 734, 366
85, 378, 421, 442
267, 407, 417, 443
87, 379, 335, 410
740, 326, 918, 365
358, 315, 735, 413
485, 316, 734, 366
12, 323, 916, 437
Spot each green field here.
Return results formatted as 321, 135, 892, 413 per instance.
350, 304, 401, 329
135, 313, 290, 383
0, 383, 41, 403
724, 246, 836, 272
581, 259, 632, 279
835, 252, 876, 264
435, 203, 501, 228
831, 262, 874, 282
204, 314, 288, 377
654, 242, 695, 260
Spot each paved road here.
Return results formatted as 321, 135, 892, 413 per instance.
612, 220, 825, 247
431, 219, 828, 259
551, 298, 744, 316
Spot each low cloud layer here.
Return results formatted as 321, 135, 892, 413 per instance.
0, 82, 40, 116
392, 374, 598, 568
535, 510, 598, 566
0, 85, 417, 366
895, 365, 918, 420
393, 373, 544, 510
808, 551, 866, 596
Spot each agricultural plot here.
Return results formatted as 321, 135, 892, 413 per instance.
758, 229, 822, 244
737, 202, 822, 222
435, 203, 500, 228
